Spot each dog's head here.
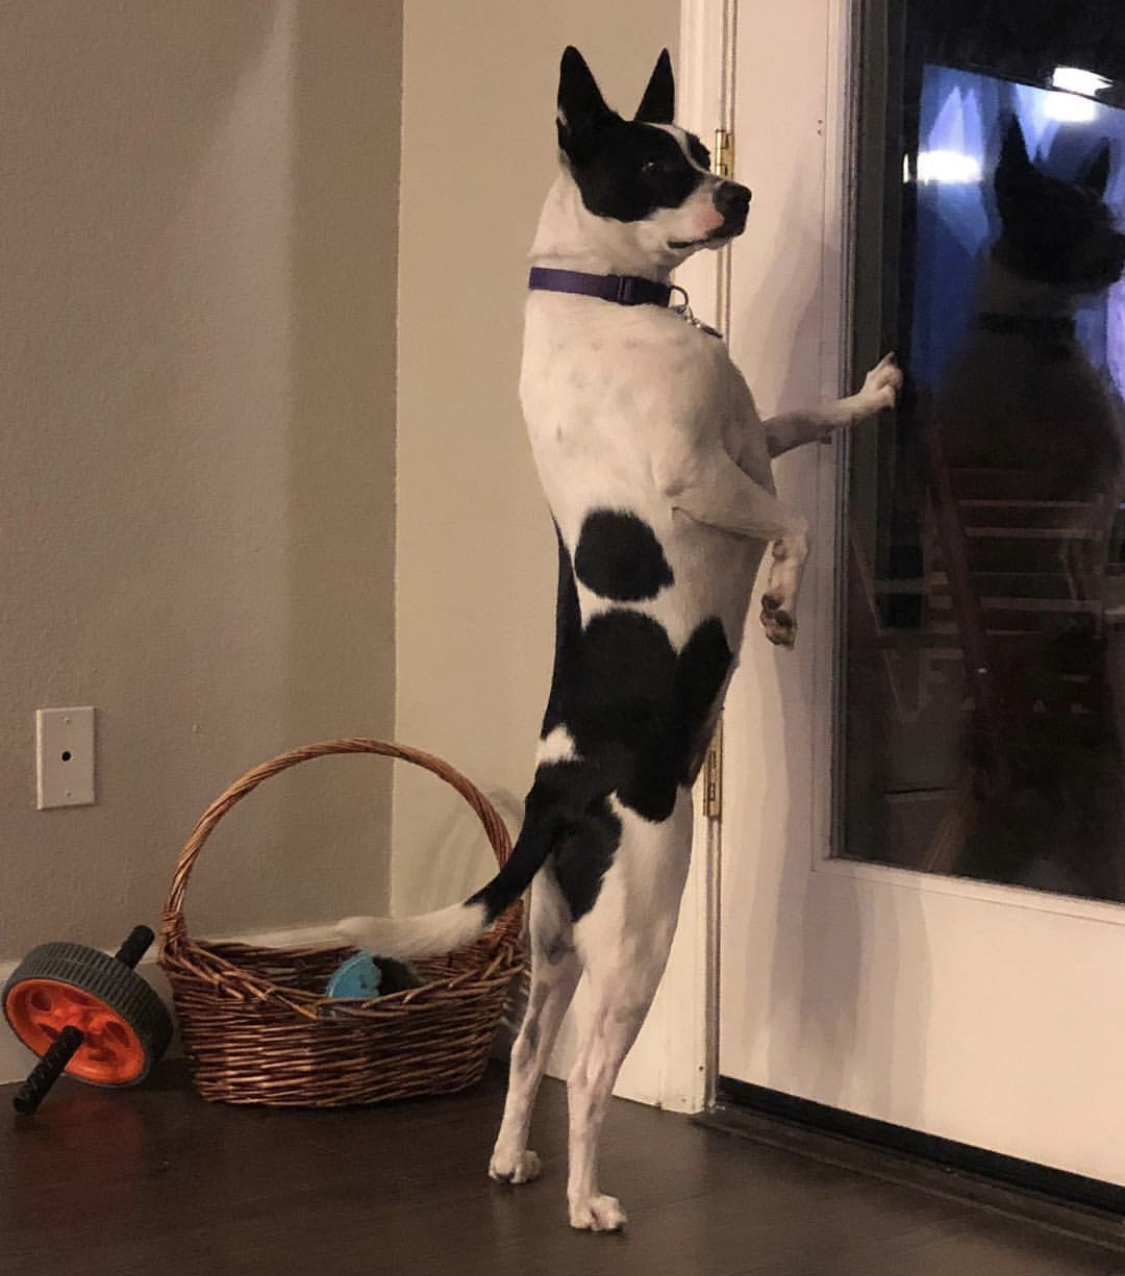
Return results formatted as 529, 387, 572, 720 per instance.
993, 117, 1125, 293
555, 47, 750, 270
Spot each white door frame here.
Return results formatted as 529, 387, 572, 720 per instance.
641, 0, 852, 1118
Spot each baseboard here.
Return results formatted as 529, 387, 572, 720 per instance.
702, 1078, 1125, 1253
0, 922, 345, 1086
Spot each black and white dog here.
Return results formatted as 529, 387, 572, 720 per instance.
340, 47, 899, 1231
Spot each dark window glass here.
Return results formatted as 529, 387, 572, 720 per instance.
843, 0, 1125, 902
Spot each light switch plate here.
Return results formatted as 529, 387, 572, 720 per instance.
36, 707, 96, 809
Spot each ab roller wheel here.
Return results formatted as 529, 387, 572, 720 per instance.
3, 925, 173, 1114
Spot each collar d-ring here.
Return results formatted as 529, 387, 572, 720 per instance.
667, 282, 724, 340
668, 284, 692, 314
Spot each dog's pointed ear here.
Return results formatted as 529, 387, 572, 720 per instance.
995, 117, 1036, 193
1081, 140, 1112, 197
557, 46, 614, 161
635, 49, 675, 124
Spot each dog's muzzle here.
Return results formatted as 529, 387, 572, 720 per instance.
668, 182, 752, 251
714, 181, 751, 235
1074, 232, 1125, 290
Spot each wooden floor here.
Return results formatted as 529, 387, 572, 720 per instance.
2, 1063, 1122, 1276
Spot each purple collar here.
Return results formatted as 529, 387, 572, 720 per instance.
528, 267, 673, 308
528, 266, 723, 339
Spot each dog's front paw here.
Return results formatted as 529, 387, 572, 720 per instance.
858, 352, 902, 414
569, 1193, 627, 1232
760, 593, 797, 648
761, 529, 807, 648
489, 1148, 542, 1185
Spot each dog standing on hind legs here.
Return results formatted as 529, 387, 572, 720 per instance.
338, 46, 900, 1231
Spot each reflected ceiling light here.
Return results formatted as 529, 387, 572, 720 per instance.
916, 149, 982, 184
1044, 91, 1098, 123
1050, 66, 1111, 96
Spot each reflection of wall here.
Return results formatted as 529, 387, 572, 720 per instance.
0, 3, 402, 961
393, 2, 680, 913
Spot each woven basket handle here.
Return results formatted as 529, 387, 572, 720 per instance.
161, 738, 513, 940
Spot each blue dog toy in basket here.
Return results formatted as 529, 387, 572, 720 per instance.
325, 952, 382, 999
159, 738, 524, 1107
324, 953, 422, 1000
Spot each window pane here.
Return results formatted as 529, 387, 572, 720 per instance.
842, 0, 1125, 902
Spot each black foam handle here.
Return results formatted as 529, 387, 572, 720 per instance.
13, 1026, 84, 1115
113, 925, 154, 970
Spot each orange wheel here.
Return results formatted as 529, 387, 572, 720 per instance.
3, 943, 171, 1087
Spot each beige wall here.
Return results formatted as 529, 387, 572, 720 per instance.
0, 0, 683, 966
393, 3, 680, 910
0, 1, 402, 961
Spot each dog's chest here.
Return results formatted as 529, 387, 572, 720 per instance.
520, 297, 766, 642
521, 297, 765, 501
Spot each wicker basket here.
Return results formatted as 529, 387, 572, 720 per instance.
159, 738, 524, 1107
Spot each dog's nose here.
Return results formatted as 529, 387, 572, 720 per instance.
714, 182, 751, 221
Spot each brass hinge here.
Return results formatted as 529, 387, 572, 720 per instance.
712, 128, 733, 178
703, 718, 723, 820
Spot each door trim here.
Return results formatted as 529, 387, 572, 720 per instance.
709, 1078, 1125, 1248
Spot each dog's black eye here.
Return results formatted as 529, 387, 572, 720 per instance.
641, 157, 676, 181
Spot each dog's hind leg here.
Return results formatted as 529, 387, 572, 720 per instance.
565, 791, 693, 1231
489, 872, 580, 1185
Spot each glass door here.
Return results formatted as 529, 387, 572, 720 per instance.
718, 0, 1125, 1190
843, 0, 1125, 904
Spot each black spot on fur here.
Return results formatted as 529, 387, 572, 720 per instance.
549, 794, 623, 922
613, 618, 731, 823
574, 509, 674, 601
540, 523, 583, 738
533, 596, 733, 917
472, 527, 734, 925
566, 610, 731, 824
672, 617, 735, 784
577, 610, 678, 754
468, 760, 581, 924
375, 958, 423, 994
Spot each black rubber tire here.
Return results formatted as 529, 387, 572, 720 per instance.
2, 942, 173, 1086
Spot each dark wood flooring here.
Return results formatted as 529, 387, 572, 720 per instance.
2, 1063, 1122, 1276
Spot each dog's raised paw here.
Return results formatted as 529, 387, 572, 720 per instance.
760, 596, 797, 648
569, 1193, 627, 1232
860, 351, 903, 412
489, 1149, 542, 1185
